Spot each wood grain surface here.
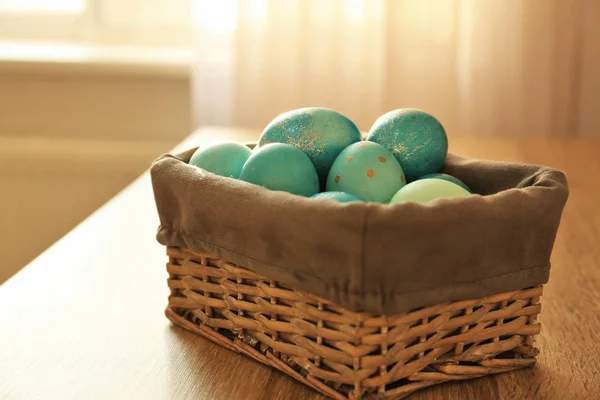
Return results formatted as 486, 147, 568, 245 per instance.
1, 129, 598, 400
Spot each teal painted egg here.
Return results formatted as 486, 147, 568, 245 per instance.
419, 173, 471, 193
239, 143, 319, 197
189, 141, 252, 178
367, 109, 448, 181
257, 107, 362, 184
311, 191, 363, 203
326, 141, 406, 203
390, 179, 470, 204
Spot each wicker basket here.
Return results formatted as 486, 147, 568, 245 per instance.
166, 246, 541, 400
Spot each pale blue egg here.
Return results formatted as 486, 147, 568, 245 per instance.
239, 143, 319, 197
189, 141, 253, 178
311, 191, 363, 203
257, 107, 362, 184
367, 109, 448, 181
419, 173, 471, 193
390, 179, 470, 204
326, 141, 406, 203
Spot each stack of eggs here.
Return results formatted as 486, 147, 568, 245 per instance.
189, 108, 472, 204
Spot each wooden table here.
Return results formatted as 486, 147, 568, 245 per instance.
1, 129, 598, 400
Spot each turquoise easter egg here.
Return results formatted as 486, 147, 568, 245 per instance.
390, 179, 470, 204
419, 173, 471, 193
239, 143, 319, 196
258, 107, 362, 184
189, 141, 252, 178
326, 141, 406, 203
311, 191, 363, 203
367, 109, 448, 181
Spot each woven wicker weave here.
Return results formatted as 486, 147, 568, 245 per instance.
166, 246, 541, 399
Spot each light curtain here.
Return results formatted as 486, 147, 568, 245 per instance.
192, 0, 599, 136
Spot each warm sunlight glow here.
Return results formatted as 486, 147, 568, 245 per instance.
345, 0, 366, 23
246, 0, 268, 22
192, 0, 238, 34
0, 0, 85, 14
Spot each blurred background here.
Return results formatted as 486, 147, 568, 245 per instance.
0, 0, 598, 283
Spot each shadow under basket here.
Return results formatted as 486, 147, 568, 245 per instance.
165, 246, 542, 400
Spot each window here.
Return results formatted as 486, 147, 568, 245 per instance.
0, 0, 277, 48
0, 0, 85, 14
0, 0, 193, 47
